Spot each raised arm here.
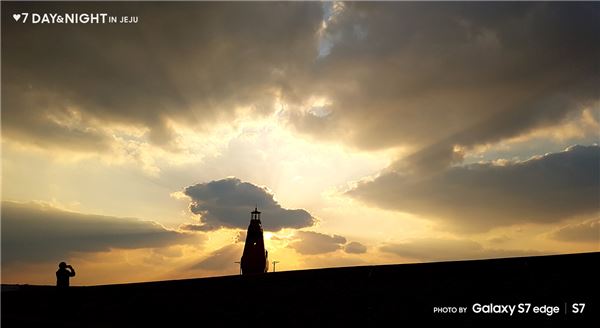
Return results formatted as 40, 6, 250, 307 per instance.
67, 265, 76, 277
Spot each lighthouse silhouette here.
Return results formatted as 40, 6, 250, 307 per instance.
240, 207, 269, 274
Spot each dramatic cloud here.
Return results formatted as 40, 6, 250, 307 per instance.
4, 2, 597, 166
2, 2, 322, 150
380, 238, 545, 262
550, 219, 600, 243
289, 231, 347, 255
1, 201, 197, 264
183, 178, 316, 231
190, 244, 243, 272
344, 241, 367, 254
288, 2, 599, 171
348, 145, 600, 232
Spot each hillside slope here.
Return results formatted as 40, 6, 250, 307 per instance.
2, 252, 598, 327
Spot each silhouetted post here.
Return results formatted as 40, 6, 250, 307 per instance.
234, 261, 241, 275
272, 261, 280, 272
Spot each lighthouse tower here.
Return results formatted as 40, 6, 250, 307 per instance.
240, 207, 269, 274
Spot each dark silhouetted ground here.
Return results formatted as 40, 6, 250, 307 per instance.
2, 253, 598, 327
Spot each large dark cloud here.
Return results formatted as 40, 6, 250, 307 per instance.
348, 145, 600, 232
1, 201, 197, 264
288, 231, 347, 255
380, 238, 545, 262
3, 2, 597, 163
183, 177, 315, 231
289, 2, 600, 171
1, 2, 322, 150
550, 219, 600, 243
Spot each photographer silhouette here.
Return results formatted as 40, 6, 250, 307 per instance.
56, 262, 76, 288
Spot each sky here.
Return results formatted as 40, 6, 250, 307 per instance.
1, 2, 599, 285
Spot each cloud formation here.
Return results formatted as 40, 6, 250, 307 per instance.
1, 201, 197, 264
348, 145, 600, 232
550, 219, 600, 243
2, 2, 322, 150
344, 241, 367, 254
3, 2, 597, 167
179, 223, 214, 232
380, 238, 544, 262
289, 231, 347, 255
183, 178, 316, 231
288, 2, 600, 171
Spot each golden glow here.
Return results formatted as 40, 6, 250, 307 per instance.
2, 98, 598, 285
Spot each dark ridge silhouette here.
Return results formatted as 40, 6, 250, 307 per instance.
240, 207, 269, 274
2, 253, 598, 327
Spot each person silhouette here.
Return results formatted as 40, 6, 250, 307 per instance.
56, 262, 76, 288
